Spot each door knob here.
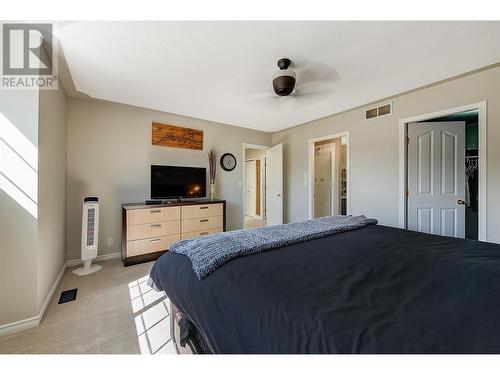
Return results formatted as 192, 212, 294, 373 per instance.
457, 200, 465, 205
277, 193, 282, 198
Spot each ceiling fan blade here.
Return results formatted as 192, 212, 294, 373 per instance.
296, 61, 339, 84
294, 83, 334, 96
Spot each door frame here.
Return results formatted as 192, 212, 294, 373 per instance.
398, 101, 487, 241
242, 143, 269, 226
308, 131, 351, 219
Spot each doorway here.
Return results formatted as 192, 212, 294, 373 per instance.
242, 143, 284, 228
243, 145, 268, 229
308, 132, 350, 219
399, 102, 487, 241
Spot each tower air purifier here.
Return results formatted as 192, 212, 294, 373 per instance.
72, 197, 103, 276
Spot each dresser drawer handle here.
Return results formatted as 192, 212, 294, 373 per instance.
150, 239, 161, 243
200, 232, 209, 235
150, 209, 161, 213
200, 219, 209, 222
150, 224, 162, 228
199, 206, 209, 209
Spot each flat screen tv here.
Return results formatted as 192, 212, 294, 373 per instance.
151, 165, 206, 199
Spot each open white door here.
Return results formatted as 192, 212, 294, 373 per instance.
313, 143, 336, 218
245, 160, 257, 216
265, 143, 283, 226
407, 122, 465, 238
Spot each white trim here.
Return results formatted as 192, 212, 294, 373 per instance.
398, 101, 487, 241
308, 131, 351, 219
0, 261, 67, 337
242, 143, 269, 228
66, 251, 121, 267
38, 261, 67, 323
0, 316, 39, 337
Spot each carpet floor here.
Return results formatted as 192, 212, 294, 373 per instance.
0, 259, 176, 354
244, 215, 267, 229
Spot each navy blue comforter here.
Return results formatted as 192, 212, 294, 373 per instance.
149, 225, 500, 353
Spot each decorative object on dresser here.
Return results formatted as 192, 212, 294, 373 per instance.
121, 200, 226, 266
208, 149, 217, 201
151, 122, 204, 150
220, 153, 237, 171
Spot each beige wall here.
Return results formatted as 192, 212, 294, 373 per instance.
37, 85, 67, 311
272, 65, 500, 244
66, 98, 272, 260
245, 148, 266, 160
0, 90, 39, 326
0, 39, 67, 330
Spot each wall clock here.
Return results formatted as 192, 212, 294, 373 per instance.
220, 153, 237, 171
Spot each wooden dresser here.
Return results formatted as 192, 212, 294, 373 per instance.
121, 200, 226, 266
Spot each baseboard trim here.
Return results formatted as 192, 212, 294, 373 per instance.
0, 261, 67, 338
0, 316, 39, 337
66, 251, 121, 267
38, 261, 67, 323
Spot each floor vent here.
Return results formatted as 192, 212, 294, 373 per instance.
366, 102, 392, 120
58, 288, 78, 304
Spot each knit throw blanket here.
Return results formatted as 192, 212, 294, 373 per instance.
170, 215, 378, 280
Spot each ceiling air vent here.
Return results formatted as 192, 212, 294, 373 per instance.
365, 102, 392, 120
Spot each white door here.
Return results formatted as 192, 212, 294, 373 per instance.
313, 144, 336, 218
265, 143, 283, 226
245, 160, 256, 216
407, 122, 465, 238
260, 156, 267, 220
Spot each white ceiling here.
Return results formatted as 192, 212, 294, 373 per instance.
55, 21, 500, 132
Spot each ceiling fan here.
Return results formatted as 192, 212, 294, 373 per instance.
270, 57, 336, 98
240, 57, 337, 106
272, 58, 296, 96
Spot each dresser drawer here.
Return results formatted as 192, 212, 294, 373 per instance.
127, 206, 180, 225
181, 203, 223, 219
181, 227, 223, 240
127, 220, 180, 241
126, 234, 180, 257
210, 203, 223, 217
181, 216, 223, 233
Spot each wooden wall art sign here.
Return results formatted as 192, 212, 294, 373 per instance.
152, 122, 203, 150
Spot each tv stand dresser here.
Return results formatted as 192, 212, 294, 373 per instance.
121, 199, 226, 266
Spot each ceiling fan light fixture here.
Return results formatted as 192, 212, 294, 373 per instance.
272, 58, 296, 96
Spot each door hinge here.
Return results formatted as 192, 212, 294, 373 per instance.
406, 188, 409, 197
406, 136, 410, 145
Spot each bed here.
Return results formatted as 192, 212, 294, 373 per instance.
149, 223, 500, 354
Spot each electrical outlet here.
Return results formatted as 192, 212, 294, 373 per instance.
107, 237, 113, 247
